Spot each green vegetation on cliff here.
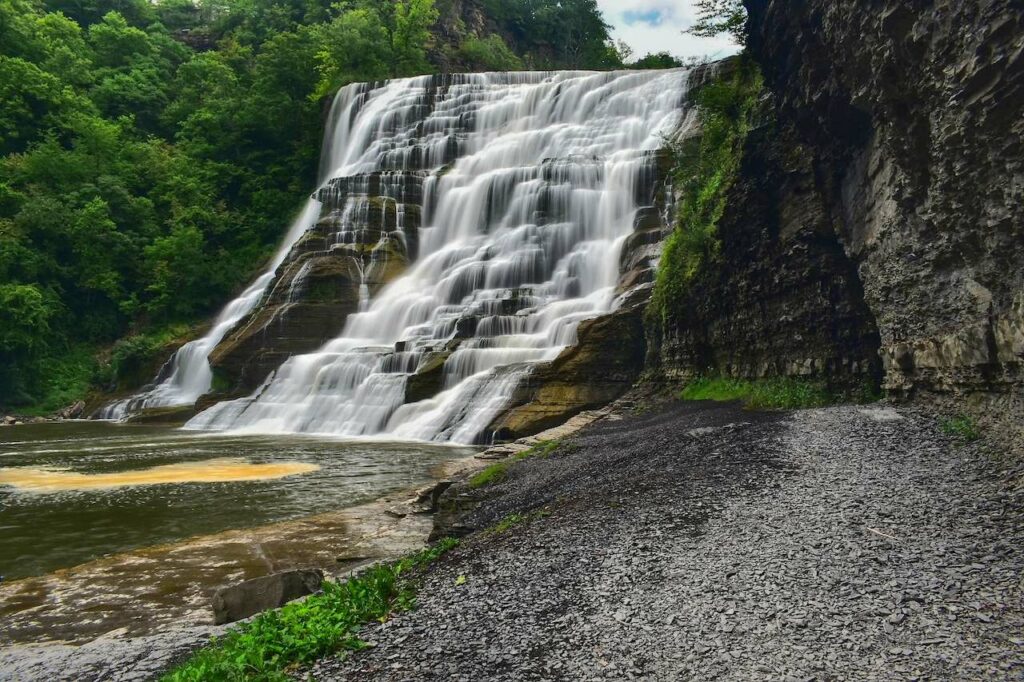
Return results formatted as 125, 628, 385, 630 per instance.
651, 57, 763, 320
164, 538, 459, 682
681, 375, 881, 410
0, 0, 624, 411
680, 376, 834, 410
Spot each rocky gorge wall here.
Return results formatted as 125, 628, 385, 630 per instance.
654, 0, 1022, 449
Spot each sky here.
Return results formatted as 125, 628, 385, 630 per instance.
596, 0, 741, 62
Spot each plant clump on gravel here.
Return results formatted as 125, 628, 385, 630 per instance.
489, 509, 552, 535
161, 538, 459, 682
940, 414, 982, 443
468, 439, 562, 489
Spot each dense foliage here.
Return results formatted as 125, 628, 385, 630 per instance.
0, 0, 623, 411
163, 538, 459, 681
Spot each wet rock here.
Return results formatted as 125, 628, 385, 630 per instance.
404, 352, 450, 404
207, 179, 420, 394
211, 569, 324, 625
487, 305, 646, 441
122, 404, 196, 425
56, 401, 86, 420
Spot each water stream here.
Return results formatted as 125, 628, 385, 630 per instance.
184, 70, 693, 443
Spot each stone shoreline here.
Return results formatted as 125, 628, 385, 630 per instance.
5, 397, 1022, 681
311, 400, 1024, 681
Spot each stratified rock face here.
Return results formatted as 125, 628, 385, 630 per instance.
745, 0, 1023, 441
208, 174, 421, 392
653, 117, 884, 386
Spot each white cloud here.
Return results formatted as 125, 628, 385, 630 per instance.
597, 0, 741, 61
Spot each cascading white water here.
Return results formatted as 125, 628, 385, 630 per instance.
97, 86, 373, 420
183, 69, 693, 443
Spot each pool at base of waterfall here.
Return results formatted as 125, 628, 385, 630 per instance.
0, 421, 474, 581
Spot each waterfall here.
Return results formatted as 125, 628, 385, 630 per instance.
96, 85, 371, 420
183, 69, 693, 444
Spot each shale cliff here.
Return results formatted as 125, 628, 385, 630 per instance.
654, 0, 1022, 448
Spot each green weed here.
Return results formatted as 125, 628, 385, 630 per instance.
681, 376, 836, 410
467, 440, 562, 489
940, 415, 981, 443
162, 538, 459, 682
488, 509, 551, 535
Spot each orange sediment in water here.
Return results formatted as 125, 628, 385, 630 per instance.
0, 457, 320, 492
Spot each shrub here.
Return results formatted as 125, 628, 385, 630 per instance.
458, 35, 523, 71
163, 538, 459, 682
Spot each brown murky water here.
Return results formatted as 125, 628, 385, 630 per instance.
0, 422, 475, 644
0, 457, 320, 492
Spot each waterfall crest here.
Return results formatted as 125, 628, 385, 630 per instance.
117, 69, 693, 444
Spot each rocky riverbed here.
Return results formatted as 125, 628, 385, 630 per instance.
311, 400, 1024, 681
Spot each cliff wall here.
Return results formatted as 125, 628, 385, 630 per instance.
655, 0, 1022, 448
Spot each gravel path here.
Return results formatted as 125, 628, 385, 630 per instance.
311, 401, 1024, 681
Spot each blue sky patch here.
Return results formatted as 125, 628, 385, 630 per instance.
622, 9, 664, 26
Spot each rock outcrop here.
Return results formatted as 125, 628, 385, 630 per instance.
743, 0, 1023, 444
652, 1, 1022, 449
211, 569, 324, 625
208, 175, 422, 392
651, 116, 883, 387
746, 0, 1023, 395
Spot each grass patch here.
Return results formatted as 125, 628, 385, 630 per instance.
468, 462, 511, 489
681, 376, 837, 410
162, 538, 459, 682
940, 415, 981, 443
488, 509, 551, 535
467, 440, 562, 489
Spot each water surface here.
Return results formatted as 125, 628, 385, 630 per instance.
0, 422, 472, 580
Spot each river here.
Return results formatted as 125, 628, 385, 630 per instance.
0, 422, 474, 644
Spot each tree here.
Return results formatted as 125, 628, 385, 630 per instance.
312, 7, 389, 97
688, 0, 746, 44
458, 34, 523, 71
0, 283, 57, 402
334, 0, 438, 77
631, 52, 683, 70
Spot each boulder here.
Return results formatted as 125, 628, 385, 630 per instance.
211, 569, 324, 625
56, 401, 86, 420
404, 352, 450, 403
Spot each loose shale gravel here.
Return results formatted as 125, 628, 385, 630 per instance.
310, 401, 1024, 681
